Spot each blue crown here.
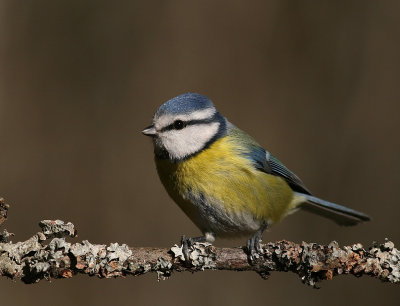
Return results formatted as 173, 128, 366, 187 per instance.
156, 93, 215, 117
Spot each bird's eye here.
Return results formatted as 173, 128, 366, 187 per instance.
173, 120, 185, 130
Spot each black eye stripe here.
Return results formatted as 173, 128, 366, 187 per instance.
160, 114, 219, 132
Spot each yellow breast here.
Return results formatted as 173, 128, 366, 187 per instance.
155, 135, 296, 233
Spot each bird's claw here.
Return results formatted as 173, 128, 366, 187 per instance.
246, 239, 263, 261
246, 225, 266, 262
181, 235, 194, 264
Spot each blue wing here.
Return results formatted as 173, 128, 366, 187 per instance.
230, 126, 311, 194
265, 152, 311, 194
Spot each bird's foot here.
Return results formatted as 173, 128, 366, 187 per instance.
181, 235, 195, 263
246, 224, 267, 262
179, 233, 216, 266
246, 235, 263, 261
180, 235, 207, 265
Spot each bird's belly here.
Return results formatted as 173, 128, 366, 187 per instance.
180, 192, 263, 237
155, 138, 294, 236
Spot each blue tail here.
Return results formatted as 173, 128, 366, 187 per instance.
295, 192, 371, 226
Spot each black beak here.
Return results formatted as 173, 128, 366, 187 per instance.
142, 125, 157, 137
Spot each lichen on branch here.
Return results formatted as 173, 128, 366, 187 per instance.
0, 199, 399, 287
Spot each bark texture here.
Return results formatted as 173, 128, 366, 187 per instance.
0, 212, 399, 287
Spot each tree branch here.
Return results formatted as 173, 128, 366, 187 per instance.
0, 198, 398, 287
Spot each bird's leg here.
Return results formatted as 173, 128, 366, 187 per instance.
246, 223, 267, 260
181, 232, 215, 264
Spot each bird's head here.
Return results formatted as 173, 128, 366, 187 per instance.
142, 93, 227, 161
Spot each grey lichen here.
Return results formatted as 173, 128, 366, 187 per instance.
0, 253, 22, 277
1, 234, 42, 264
0, 198, 9, 226
70, 240, 107, 275
0, 229, 14, 243
128, 261, 152, 275
155, 257, 173, 280
367, 238, 400, 283
170, 244, 185, 261
39, 220, 77, 239
106, 243, 132, 262
70, 240, 105, 257
170, 242, 216, 270
105, 243, 133, 274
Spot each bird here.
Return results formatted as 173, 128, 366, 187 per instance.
142, 93, 370, 257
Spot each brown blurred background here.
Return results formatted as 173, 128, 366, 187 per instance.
1, 1, 399, 305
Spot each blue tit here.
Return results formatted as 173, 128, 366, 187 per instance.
142, 93, 370, 255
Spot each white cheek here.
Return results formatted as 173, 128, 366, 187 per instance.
161, 122, 220, 159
